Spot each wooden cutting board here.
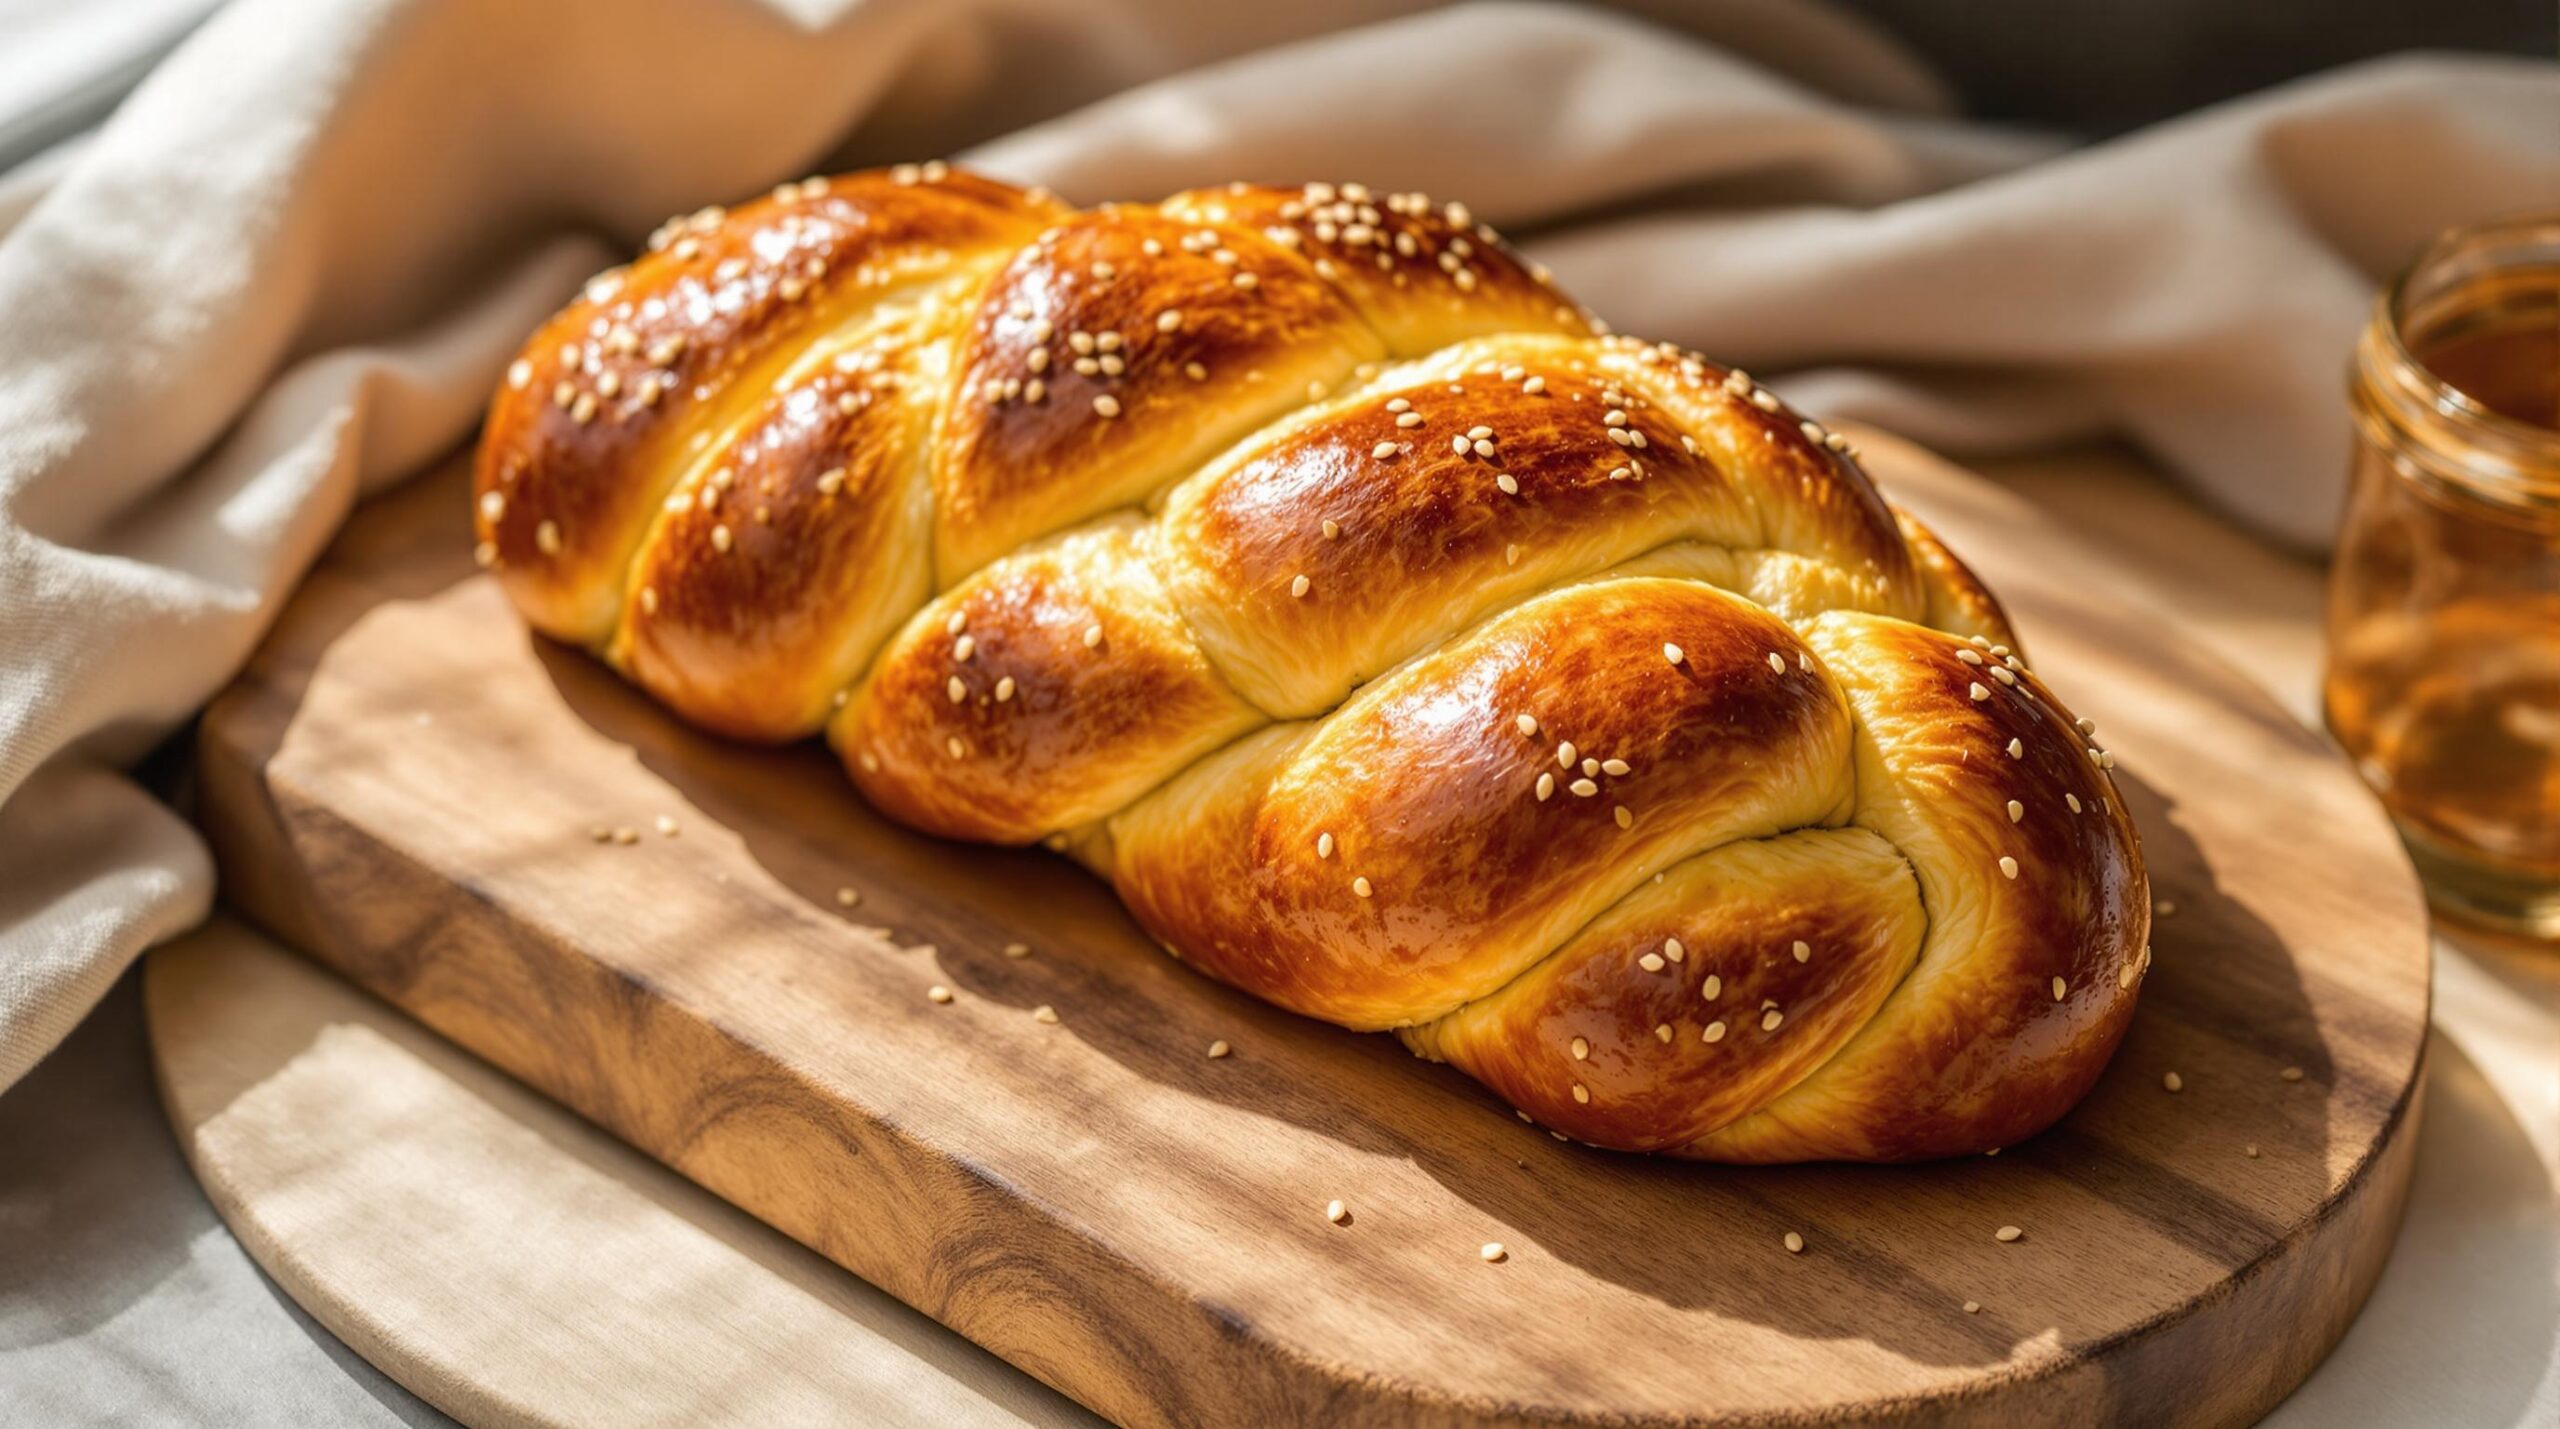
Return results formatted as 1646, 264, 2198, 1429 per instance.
196, 434, 2429, 1428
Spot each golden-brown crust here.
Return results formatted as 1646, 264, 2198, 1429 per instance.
1680, 614, 2148, 1161
1891, 502, 2020, 649
611, 312, 944, 741
1161, 182, 1592, 354
1407, 829, 1925, 1151
474, 168, 1061, 642
1104, 579, 1854, 1030
472, 164, 2150, 1163
931, 205, 1381, 581
836, 520, 1261, 844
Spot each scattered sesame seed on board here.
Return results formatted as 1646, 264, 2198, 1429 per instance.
1703, 1021, 1726, 1043
1207, 1040, 1231, 1059
2281, 1066, 2305, 1082
1792, 940, 1811, 963
1783, 1232, 1805, 1254
1480, 1243, 1507, 1263
1963, 1301, 1982, 1315
1003, 941, 1030, 958
1032, 1005, 1059, 1024
1570, 1037, 1590, 1060
2163, 1071, 2185, 1093
928, 985, 954, 1004
1326, 1200, 1349, 1225
1995, 1225, 2024, 1243
835, 887, 860, 908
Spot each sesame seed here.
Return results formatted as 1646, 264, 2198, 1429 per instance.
834, 887, 860, 908
2007, 738, 2025, 759
1092, 394, 1121, 418
1654, 1023, 1674, 1043
2052, 976, 2067, 1001
1991, 666, 2018, 686
928, 985, 953, 1004
1480, 1243, 1506, 1263
1792, 940, 1811, 963
1157, 309, 1183, 333
2163, 1071, 2185, 1093
1762, 1009, 1784, 1031
710, 523, 732, 553
1395, 411, 1424, 428
1032, 1004, 1059, 1024
1352, 876, 1373, 898
1958, 648, 1984, 666
1613, 805, 1632, 829
995, 676, 1016, 702
1208, 1040, 1231, 1058
1317, 832, 1335, 859
1496, 473, 1518, 495
534, 519, 564, 556
654, 815, 679, 837
1515, 714, 1539, 736
1522, 376, 1546, 395
1999, 856, 2020, 880
945, 736, 965, 758
1372, 441, 1399, 459
2155, 899, 2177, 916
1291, 574, 1311, 598
1969, 682, 1990, 701
1184, 362, 1207, 381
2007, 800, 2025, 823
1083, 623, 1103, 648
1555, 740, 1577, 767
1664, 643, 1685, 665
1569, 778, 1598, 798
1702, 974, 1721, 1000
1601, 758, 1629, 776
1572, 1083, 1590, 1104
1703, 1021, 1726, 1043
1994, 1225, 2023, 1243
2067, 793, 2083, 812
1003, 941, 1030, 958
1964, 1301, 1982, 1314
1327, 1200, 1349, 1224
2245, 1144, 2261, 1158
1783, 1232, 1805, 1254
612, 826, 639, 845
1534, 772, 1554, 801
1571, 1037, 1590, 1060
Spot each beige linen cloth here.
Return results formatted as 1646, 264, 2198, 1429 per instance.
1, 1, 2555, 1109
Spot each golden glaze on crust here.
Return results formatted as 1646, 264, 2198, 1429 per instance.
932, 206, 1381, 582
1679, 614, 2148, 1161
475, 168, 1062, 642
839, 520, 1261, 844
474, 165, 2150, 1162
1159, 182, 1592, 354
1406, 830, 1925, 1152
1100, 580, 1854, 1030
612, 310, 945, 741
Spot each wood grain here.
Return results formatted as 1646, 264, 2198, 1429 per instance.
194, 432, 2430, 1427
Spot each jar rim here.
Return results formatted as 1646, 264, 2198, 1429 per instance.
2362, 211, 2560, 503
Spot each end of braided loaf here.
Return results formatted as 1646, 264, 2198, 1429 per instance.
474, 166, 2149, 1162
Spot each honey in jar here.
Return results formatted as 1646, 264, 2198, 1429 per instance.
2324, 215, 2560, 937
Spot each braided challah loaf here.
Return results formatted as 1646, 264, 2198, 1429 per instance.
473, 166, 2150, 1162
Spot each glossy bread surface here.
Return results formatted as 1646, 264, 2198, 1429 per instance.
474, 167, 2149, 1161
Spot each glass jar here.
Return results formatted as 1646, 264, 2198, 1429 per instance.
2324, 214, 2560, 939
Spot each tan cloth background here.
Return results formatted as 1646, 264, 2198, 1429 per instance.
0, 0, 2553, 1143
